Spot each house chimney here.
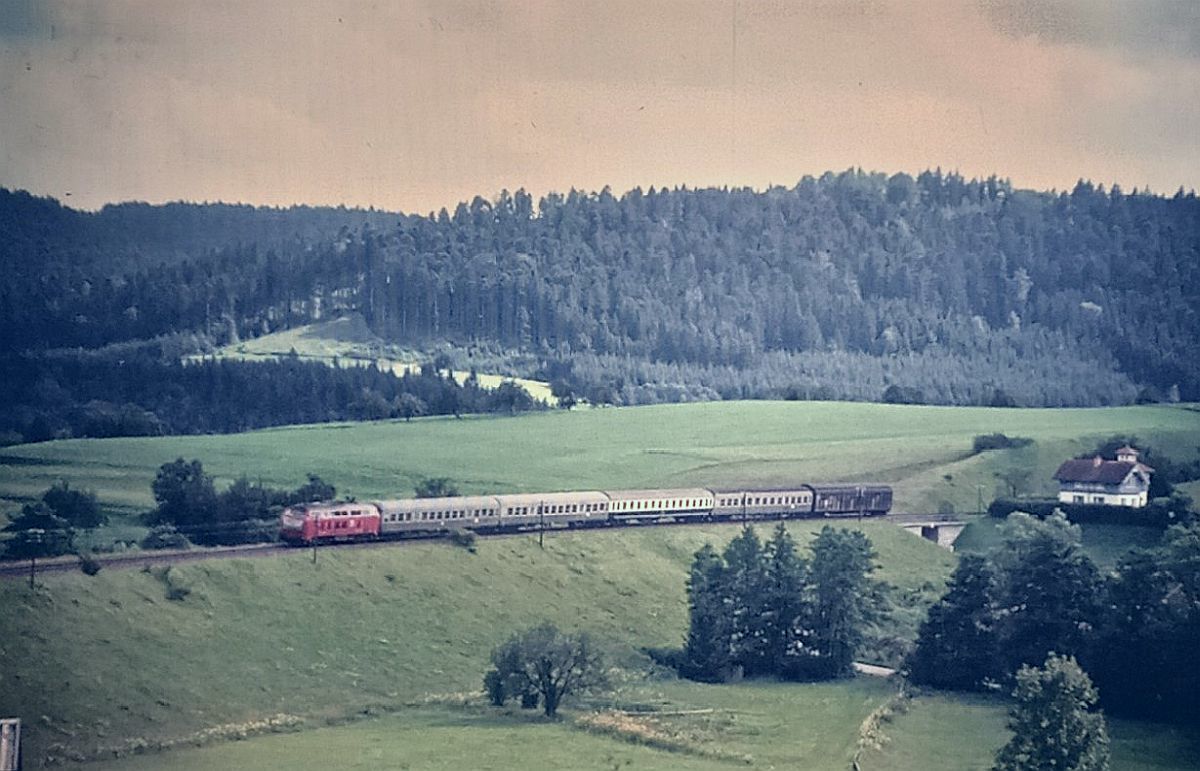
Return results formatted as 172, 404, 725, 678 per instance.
1117, 446, 1138, 464
1093, 456, 1103, 467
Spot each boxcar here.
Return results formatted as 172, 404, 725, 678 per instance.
809, 485, 892, 517
858, 485, 893, 515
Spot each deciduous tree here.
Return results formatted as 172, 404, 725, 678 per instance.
484, 623, 607, 717
993, 654, 1109, 771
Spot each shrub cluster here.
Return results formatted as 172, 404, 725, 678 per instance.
971, 433, 1033, 454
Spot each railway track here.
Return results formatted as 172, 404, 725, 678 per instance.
0, 511, 950, 582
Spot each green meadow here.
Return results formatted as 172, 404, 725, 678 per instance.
2, 401, 1199, 767
70, 679, 894, 771
858, 691, 1200, 771
2, 401, 1197, 520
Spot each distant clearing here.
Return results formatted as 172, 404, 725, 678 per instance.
191, 314, 557, 404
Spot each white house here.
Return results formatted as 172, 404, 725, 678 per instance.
1053, 446, 1154, 508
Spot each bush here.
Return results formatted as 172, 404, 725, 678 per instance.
972, 433, 1034, 454
447, 528, 477, 552
415, 477, 460, 498
78, 553, 102, 576
987, 497, 1191, 527
140, 525, 191, 551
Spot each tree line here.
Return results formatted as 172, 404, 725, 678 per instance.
907, 512, 1200, 725
0, 352, 542, 445
4, 171, 1198, 410
0, 461, 338, 558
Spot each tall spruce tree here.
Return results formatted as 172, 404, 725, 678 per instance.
763, 523, 807, 674
993, 513, 1101, 676
682, 543, 733, 682
796, 526, 879, 679
907, 553, 998, 690
723, 526, 772, 676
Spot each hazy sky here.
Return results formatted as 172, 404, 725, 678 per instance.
2, 0, 1198, 212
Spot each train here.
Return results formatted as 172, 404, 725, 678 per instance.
279, 483, 892, 545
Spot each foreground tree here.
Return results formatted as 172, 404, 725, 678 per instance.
1091, 521, 1200, 722
762, 523, 807, 673
723, 526, 772, 675
792, 526, 880, 679
993, 513, 1102, 676
907, 554, 998, 690
484, 623, 607, 717
681, 543, 733, 681
994, 654, 1109, 771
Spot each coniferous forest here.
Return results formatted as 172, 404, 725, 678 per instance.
3, 169, 1198, 440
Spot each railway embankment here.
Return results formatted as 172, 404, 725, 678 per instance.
0, 519, 953, 766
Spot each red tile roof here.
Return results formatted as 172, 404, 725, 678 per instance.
1054, 457, 1140, 484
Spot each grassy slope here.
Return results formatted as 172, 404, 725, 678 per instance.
2, 520, 938, 766
3, 402, 1199, 766
860, 692, 1200, 771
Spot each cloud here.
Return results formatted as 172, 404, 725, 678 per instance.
0, 0, 52, 38
981, 0, 1200, 59
0, 0, 1196, 212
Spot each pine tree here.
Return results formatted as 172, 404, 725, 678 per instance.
762, 523, 807, 673
723, 526, 772, 675
796, 526, 878, 679
682, 543, 733, 681
907, 553, 998, 690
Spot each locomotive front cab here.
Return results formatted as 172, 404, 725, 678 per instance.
279, 506, 317, 544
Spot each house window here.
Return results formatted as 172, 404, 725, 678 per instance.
1073, 495, 1084, 503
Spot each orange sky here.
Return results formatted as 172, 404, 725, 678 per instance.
1, 0, 1197, 212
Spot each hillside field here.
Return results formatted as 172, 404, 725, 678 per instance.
2, 401, 1199, 767
4, 520, 944, 766
2, 401, 1197, 521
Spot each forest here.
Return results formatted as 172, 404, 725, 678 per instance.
3, 169, 1197, 435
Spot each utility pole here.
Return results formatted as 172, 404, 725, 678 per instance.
538, 501, 545, 549
976, 484, 985, 517
26, 529, 43, 590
